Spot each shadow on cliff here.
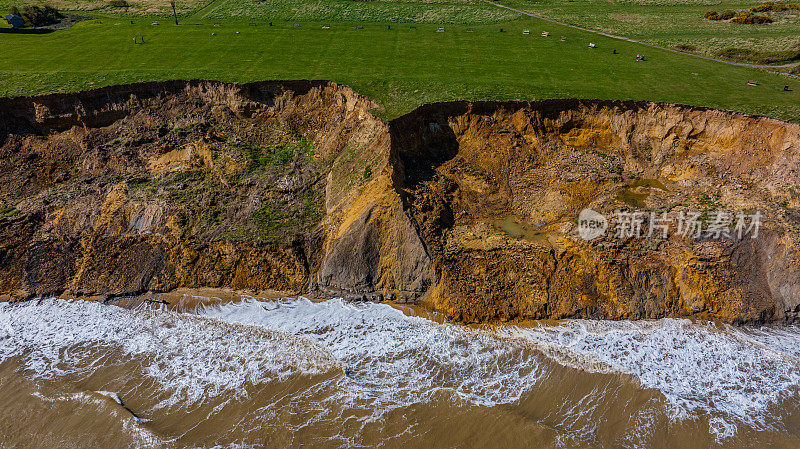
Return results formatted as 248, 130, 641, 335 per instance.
0, 79, 341, 135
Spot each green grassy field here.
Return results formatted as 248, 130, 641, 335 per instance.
6, 0, 798, 61
502, 0, 800, 64
0, 0, 523, 21
194, 0, 520, 24
1, 5, 799, 121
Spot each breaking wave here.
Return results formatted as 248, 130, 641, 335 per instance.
0, 297, 798, 448
501, 319, 800, 440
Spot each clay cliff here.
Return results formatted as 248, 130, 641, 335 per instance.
1, 80, 799, 323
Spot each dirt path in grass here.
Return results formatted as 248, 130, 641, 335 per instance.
484, 0, 800, 72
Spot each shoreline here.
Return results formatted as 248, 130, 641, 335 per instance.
2, 287, 757, 330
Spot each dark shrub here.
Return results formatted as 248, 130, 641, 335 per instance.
751, 2, 777, 11
11, 5, 63, 27
706, 9, 751, 20
108, 0, 129, 6
751, 1, 797, 12
732, 11, 774, 23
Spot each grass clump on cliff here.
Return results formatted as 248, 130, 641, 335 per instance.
119, 120, 328, 247
233, 138, 314, 173
0, 204, 18, 219
210, 135, 327, 245
252, 203, 287, 232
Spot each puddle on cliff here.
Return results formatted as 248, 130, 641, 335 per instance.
0, 297, 799, 449
492, 216, 550, 244
617, 178, 670, 208
630, 178, 670, 191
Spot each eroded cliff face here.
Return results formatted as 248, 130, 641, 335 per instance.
2, 83, 799, 322
388, 100, 800, 323
0, 80, 401, 300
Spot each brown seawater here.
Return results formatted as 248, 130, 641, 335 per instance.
0, 297, 799, 448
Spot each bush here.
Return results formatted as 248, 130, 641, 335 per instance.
10, 5, 63, 27
751, 2, 778, 11
108, 0, 129, 6
705, 9, 744, 20
732, 11, 774, 23
751, 1, 798, 12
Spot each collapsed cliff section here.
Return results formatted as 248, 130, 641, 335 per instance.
0, 80, 396, 300
388, 100, 800, 323
2, 83, 800, 323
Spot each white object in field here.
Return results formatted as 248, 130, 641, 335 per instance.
541, 31, 549, 37
522, 29, 530, 34
437, 27, 444, 32
588, 42, 596, 48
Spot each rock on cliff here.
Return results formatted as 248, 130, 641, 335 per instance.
1, 82, 799, 323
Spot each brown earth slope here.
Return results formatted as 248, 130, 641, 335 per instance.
1, 80, 799, 323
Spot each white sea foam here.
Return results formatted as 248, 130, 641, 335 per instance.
0, 298, 339, 410
501, 319, 800, 440
0, 313, 12, 338
0, 298, 547, 417
1, 297, 799, 445
199, 297, 547, 410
